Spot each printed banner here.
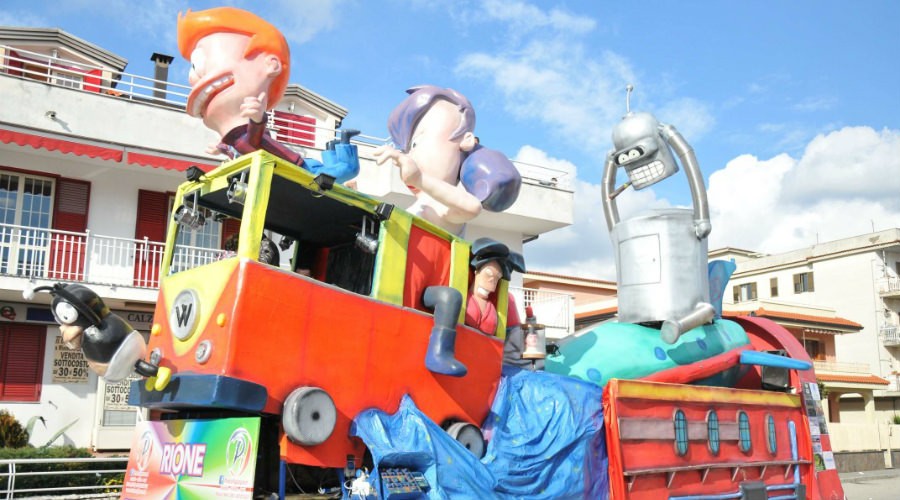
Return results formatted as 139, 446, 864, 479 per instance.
122, 417, 260, 499
51, 334, 90, 383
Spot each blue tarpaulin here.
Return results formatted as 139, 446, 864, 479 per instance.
351, 366, 608, 499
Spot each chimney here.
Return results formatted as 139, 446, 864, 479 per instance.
150, 53, 175, 102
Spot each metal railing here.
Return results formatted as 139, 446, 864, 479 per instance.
1, 44, 572, 189
1, 456, 126, 499
0, 223, 227, 289
510, 286, 574, 338
881, 324, 900, 346
812, 360, 871, 374
880, 276, 900, 294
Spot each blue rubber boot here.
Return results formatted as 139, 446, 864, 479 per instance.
423, 286, 467, 377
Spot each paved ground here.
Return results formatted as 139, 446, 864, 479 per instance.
840, 468, 900, 500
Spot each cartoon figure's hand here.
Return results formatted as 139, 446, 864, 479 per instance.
373, 144, 422, 188
240, 92, 267, 123
60, 324, 84, 350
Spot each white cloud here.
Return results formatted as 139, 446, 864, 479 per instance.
481, 0, 595, 36
708, 126, 900, 254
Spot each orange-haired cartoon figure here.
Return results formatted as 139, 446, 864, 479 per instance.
177, 7, 358, 183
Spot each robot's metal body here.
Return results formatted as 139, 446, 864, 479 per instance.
601, 88, 714, 343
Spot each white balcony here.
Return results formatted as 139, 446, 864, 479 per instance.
509, 286, 575, 339
0, 223, 225, 306
812, 360, 871, 374
881, 324, 900, 347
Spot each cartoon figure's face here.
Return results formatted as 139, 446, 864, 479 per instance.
473, 261, 502, 299
611, 112, 678, 190
407, 99, 476, 186
186, 32, 281, 134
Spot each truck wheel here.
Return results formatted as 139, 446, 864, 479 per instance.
282, 387, 336, 446
446, 422, 485, 458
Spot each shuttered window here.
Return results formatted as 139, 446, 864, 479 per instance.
0, 324, 46, 402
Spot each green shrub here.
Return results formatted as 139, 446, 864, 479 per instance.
0, 410, 29, 448
891, 414, 900, 425
0, 446, 125, 491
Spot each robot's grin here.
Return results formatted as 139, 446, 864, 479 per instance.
628, 160, 666, 188
187, 74, 234, 118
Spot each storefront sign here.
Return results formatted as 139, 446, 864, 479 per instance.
123, 417, 260, 499
51, 334, 90, 383
104, 373, 141, 411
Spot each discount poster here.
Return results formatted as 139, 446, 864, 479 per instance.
122, 417, 260, 499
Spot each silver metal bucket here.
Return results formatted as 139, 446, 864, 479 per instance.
612, 208, 709, 324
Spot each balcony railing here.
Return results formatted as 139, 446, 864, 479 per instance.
0, 223, 224, 289
880, 276, 900, 296
510, 286, 574, 338
812, 360, 871, 374
881, 324, 900, 347
1, 44, 572, 190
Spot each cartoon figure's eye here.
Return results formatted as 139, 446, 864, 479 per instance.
617, 153, 629, 164
628, 149, 641, 159
54, 302, 78, 325
189, 49, 206, 82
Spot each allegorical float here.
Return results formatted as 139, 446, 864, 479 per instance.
25, 7, 844, 500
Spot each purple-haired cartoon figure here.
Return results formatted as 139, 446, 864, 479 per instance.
373, 86, 521, 235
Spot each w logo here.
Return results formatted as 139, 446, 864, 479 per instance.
170, 289, 199, 341
174, 303, 193, 327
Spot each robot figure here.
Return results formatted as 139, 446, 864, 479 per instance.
601, 86, 715, 344
25, 283, 161, 382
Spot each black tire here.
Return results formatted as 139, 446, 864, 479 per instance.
446, 421, 486, 459
282, 386, 337, 446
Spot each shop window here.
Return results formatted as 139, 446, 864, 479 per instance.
766, 414, 777, 454
707, 410, 720, 455
674, 409, 688, 456
0, 324, 46, 402
737, 411, 751, 453
794, 271, 814, 293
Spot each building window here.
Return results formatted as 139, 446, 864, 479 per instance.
732, 282, 757, 303
766, 414, 777, 454
0, 171, 55, 276
52, 70, 83, 89
794, 271, 814, 293
707, 410, 720, 455
803, 339, 824, 361
674, 409, 689, 456
770, 277, 778, 297
0, 324, 46, 402
737, 411, 751, 453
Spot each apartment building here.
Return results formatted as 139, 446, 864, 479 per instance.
0, 26, 573, 450
714, 230, 900, 428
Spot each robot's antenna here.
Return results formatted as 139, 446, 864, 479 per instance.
625, 84, 634, 113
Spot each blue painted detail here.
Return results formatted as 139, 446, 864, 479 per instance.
128, 374, 268, 412
708, 260, 737, 319
697, 339, 708, 351
740, 350, 812, 370
654, 347, 666, 360
586, 368, 603, 382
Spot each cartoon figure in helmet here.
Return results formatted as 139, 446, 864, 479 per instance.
25, 283, 159, 383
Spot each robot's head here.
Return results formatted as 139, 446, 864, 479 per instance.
611, 112, 678, 190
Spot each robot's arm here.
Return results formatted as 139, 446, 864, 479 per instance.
600, 153, 620, 232
659, 124, 711, 239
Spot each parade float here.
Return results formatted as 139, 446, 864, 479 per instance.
24, 7, 846, 500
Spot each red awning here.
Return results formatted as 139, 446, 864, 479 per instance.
0, 127, 123, 162
126, 152, 216, 172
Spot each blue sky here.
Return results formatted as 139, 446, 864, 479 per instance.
4, 0, 899, 279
